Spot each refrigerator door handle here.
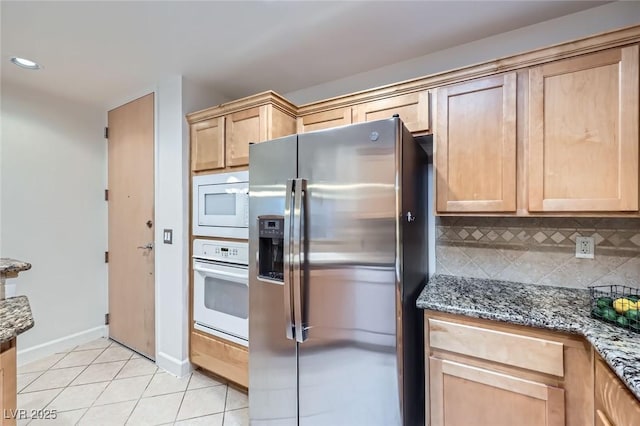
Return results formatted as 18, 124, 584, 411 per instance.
283, 179, 295, 340
292, 178, 308, 343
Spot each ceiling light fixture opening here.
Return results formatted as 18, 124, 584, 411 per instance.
10, 56, 42, 70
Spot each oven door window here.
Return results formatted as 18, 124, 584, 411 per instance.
203, 275, 248, 320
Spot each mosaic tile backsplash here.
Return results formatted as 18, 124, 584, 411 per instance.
436, 217, 640, 289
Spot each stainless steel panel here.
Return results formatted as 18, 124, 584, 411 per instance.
297, 119, 403, 426
249, 136, 298, 426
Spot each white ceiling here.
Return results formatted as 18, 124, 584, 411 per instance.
1, 1, 609, 109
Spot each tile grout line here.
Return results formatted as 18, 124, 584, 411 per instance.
21, 343, 111, 397
21, 340, 113, 424
53, 342, 111, 370
170, 384, 230, 424
119, 357, 195, 424
50, 341, 113, 424
110, 353, 156, 426
172, 371, 194, 424
85, 354, 135, 409
221, 385, 229, 426
16, 369, 46, 393
75, 339, 134, 425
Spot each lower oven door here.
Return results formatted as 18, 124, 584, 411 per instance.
193, 260, 248, 345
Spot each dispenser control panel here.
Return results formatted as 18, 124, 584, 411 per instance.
259, 219, 284, 238
258, 217, 285, 282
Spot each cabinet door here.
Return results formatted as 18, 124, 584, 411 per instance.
429, 357, 564, 426
529, 46, 639, 212
226, 107, 262, 167
269, 106, 297, 140
0, 341, 16, 426
595, 410, 613, 426
353, 91, 430, 133
297, 107, 352, 133
191, 117, 225, 172
595, 357, 640, 426
435, 73, 517, 213
191, 331, 248, 388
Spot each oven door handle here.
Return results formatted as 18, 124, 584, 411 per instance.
193, 265, 248, 284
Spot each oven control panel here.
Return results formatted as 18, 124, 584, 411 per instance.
193, 239, 248, 265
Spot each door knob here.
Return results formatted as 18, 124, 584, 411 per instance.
146, 220, 153, 228
137, 243, 153, 250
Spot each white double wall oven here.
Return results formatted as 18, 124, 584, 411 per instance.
192, 171, 249, 346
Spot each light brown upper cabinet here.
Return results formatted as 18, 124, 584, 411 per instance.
225, 107, 261, 167
528, 45, 640, 212
188, 92, 297, 172
435, 73, 517, 213
191, 117, 225, 172
297, 107, 352, 133
353, 90, 430, 134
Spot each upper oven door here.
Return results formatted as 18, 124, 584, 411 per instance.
196, 182, 249, 228
193, 259, 248, 341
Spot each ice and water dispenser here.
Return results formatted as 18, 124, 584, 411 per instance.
258, 217, 284, 282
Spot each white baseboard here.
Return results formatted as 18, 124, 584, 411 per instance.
156, 351, 192, 378
17, 325, 108, 366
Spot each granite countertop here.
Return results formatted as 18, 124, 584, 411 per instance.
0, 258, 32, 275
417, 274, 640, 400
0, 296, 34, 343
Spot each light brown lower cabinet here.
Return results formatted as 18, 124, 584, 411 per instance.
0, 339, 16, 426
429, 357, 564, 426
425, 311, 593, 426
190, 330, 248, 388
595, 355, 640, 426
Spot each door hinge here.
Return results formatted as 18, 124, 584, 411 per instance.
104, 313, 110, 325
104, 127, 109, 139
104, 251, 109, 263
104, 189, 109, 201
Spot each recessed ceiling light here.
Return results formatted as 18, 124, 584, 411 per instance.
10, 56, 42, 70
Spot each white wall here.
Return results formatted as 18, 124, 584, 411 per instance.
1, 83, 108, 363
285, 1, 640, 105
154, 77, 186, 376
154, 76, 228, 376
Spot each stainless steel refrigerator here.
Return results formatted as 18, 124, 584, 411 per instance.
248, 117, 427, 426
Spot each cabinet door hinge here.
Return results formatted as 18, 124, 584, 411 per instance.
104, 189, 109, 201
104, 251, 109, 263
104, 127, 109, 139
105, 313, 110, 325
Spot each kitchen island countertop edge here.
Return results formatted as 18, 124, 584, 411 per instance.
0, 296, 34, 343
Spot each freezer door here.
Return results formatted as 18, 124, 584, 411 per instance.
297, 120, 402, 426
248, 136, 298, 426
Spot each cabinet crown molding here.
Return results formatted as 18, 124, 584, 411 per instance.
187, 90, 297, 124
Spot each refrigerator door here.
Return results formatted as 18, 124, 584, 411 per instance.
249, 136, 298, 426
297, 119, 402, 425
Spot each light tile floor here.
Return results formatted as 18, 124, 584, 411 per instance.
17, 338, 248, 426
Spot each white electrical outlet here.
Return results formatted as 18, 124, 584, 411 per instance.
575, 236, 595, 259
